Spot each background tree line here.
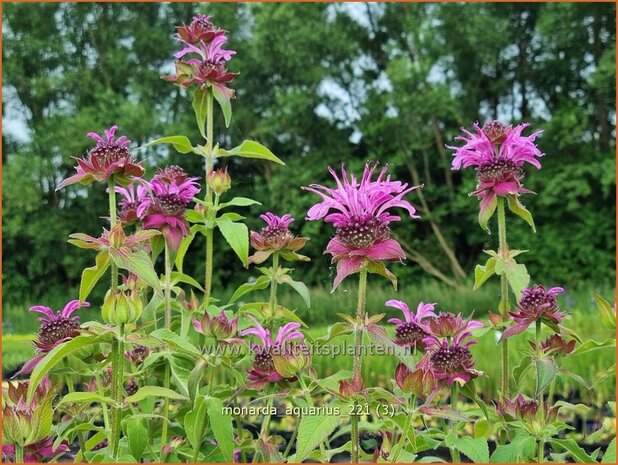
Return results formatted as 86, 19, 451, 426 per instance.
2, 1, 615, 310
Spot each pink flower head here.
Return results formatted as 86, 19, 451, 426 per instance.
249, 212, 309, 264
386, 300, 436, 350
176, 14, 226, 44
448, 122, 543, 223
530, 334, 576, 357
501, 285, 565, 340
240, 317, 305, 389
57, 125, 144, 190
16, 300, 89, 376
419, 327, 484, 387
428, 312, 484, 339
192, 310, 241, 344
495, 394, 559, 424
303, 162, 421, 290
2, 437, 70, 463
138, 166, 201, 250
113, 183, 148, 225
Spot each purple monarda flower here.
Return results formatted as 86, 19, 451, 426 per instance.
176, 14, 226, 44
500, 285, 565, 340
249, 212, 309, 264
429, 312, 484, 339
114, 184, 148, 225
16, 300, 90, 376
419, 315, 484, 386
2, 437, 70, 463
193, 310, 241, 344
303, 162, 421, 290
448, 121, 543, 221
240, 317, 305, 390
386, 300, 436, 350
57, 126, 144, 190
138, 166, 201, 250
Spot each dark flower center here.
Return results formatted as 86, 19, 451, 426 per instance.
89, 145, 131, 168
430, 345, 472, 373
395, 322, 428, 345
336, 215, 390, 249
125, 379, 138, 397
155, 194, 186, 216
38, 318, 79, 348
157, 165, 188, 184
261, 226, 290, 246
477, 159, 523, 183
519, 288, 557, 314
254, 349, 274, 372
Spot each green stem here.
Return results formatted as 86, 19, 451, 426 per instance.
449, 384, 461, 463
160, 242, 174, 461
95, 372, 110, 432
269, 252, 280, 317
110, 324, 125, 459
535, 320, 545, 463
497, 196, 510, 398
108, 178, 118, 291
15, 444, 24, 464
203, 89, 214, 309
391, 397, 415, 462
63, 360, 86, 456
260, 392, 275, 440
351, 269, 368, 463
208, 355, 217, 395
537, 438, 545, 463
235, 411, 248, 463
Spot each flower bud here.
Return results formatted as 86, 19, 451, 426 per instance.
125, 344, 150, 365
339, 372, 364, 399
102, 289, 143, 325
394, 363, 434, 397
193, 310, 239, 341
207, 168, 231, 195
271, 342, 312, 378
2, 384, 53, 447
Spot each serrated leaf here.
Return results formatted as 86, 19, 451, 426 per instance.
192, 87, 209, 139
218, 197, 261, 209
141, 135, 193, 154
535, 357, 558, 396
218, 140, 284, 165
473, 257, 496, 290
207, 397, 235, 462
79, 251, 111, 303
57, 392, 114, 406
109, 248, 162, 293
294, 414, 340, 461
455, 437, 489, 463
550, 438, 596, 463
500, 256, 530, 299
125, 417, 148, 461
229, 275, 270, 303
217, 218, 249, 267
490, 435, 535, 462
151, 328, 202, 357
125, 386, 188, 403
184, 395, 208, 450
27, 335, 107, 401
507, 194, 536, 232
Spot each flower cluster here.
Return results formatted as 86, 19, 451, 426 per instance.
165, 14, 237, 96
249, 212, 309, 264
303, 162, 421, 290
16, 300, 89, 376
448, 121, 543, 221
386, 300, 436, 350
501, 285, 565, 340
240, 317, 308, 390
57, 126, 144, 190
137, 165, 201, 250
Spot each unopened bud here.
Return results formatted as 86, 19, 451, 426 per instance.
207, 168, 231, 195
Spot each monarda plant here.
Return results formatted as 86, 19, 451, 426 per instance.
3, 13, 615, 465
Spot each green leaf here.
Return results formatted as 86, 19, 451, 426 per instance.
175, 227, 198, 273
79, 251, 111, 303
602, 438, 616, 463
207, 397, 235, 462
141, 135, 193, 154
27, 335, 106, 401
366, 260, 397, 289
171, 271, 205, 292
571, 338, 616, 356
211, 82, 233, 127
454, 437, 489, 463
294, 414, 341, 462
57, 392, 114, 407
150, 328, 202, 357
550, 438, 596, 463
507, 194, 536, 232
109, 248, 162, 293
229, 275, 270, 303
535, 356, 558, 396
217, 218, 249, 267
592, 291, 616, 330
184, 395, 209, 450
490, 435, 535, 462
188, 360, 209, 401
192, 87, 208, 139
277, 275, 311, 307
125, 386, 188, 403
479, 194, 497, 233
501, 257, 530, 299
124, 417, 148, 461
513, 355, 533, 385
218, 140, 285, 165
473, 257, 496, 290
218, 197, 262, 209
